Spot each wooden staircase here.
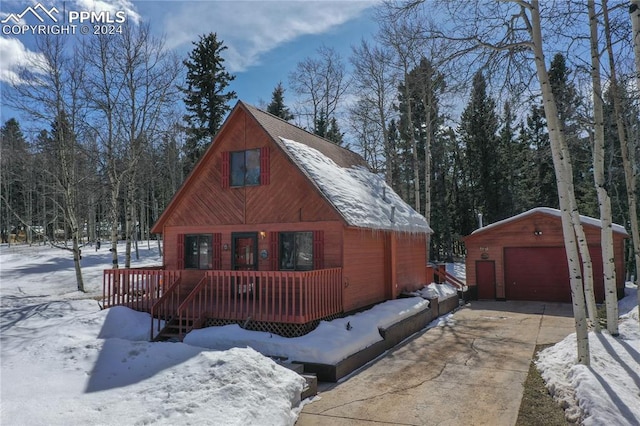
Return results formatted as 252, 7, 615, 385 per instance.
152, 317, 197, 342
150, 276, 206, 342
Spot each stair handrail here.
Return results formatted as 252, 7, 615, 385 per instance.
176, 274, 210, 338
433, 267, 466, 291
149, 276, 182, 341
443, 270, 466, 290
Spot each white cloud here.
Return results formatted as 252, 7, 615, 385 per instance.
0, 37, 48, 85
163, 1, 376, 72
72, 0, 141, 24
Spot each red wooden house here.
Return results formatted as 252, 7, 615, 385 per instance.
103, 101, 432, 339
464, 207, 627, 302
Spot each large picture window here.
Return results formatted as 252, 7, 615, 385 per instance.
230, 149, 260, 187
279, 232, 313, 271
185, 234, 212, 269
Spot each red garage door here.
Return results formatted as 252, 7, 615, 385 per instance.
504, 246, 605, 303
505, 247, 571, 302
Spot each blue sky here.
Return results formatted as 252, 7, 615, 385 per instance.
0, 0, 380, 129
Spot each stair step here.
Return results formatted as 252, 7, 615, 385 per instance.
301, 373, 317, 400
152, 316, 199, 343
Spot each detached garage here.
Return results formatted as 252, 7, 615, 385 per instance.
464, 207, 628, 303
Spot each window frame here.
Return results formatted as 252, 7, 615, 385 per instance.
279, 231, 314, 271
184, 234, 213, 270
230, 148, 261, 187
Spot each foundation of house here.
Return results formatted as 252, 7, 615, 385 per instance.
296, 295, 461, 382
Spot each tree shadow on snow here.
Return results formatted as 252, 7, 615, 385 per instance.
84, 338, 203, 393
589, 366, 639, 425
85, 309, 202, 393
0, 297, 74, 334
594, 332, 640, 392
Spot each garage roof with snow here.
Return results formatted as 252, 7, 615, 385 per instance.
469, 207, 628, 236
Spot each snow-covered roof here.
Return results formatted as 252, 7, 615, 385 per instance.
470, 207, 628, 236
280, 137, 432, 234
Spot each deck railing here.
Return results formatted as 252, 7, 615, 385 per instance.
149, 277, 183, 340
177, 268, 343, 337
104, 267, 343, 339
102, 268, 180, 312
431, 264, 466, 290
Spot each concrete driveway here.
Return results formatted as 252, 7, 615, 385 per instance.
296, 301, 575, 426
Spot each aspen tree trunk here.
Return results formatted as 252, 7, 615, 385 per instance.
602, 1, 640, 320
424, 92, 433, 224
632, 0, 640, 322
109, 175, 120, 269
563, 148, 597, 327
125, 177, 136, 268
631, 1, 640, 90
404, 71, 421, 214
530, 0, 590, 364
590, 0, 618, 335
152, 189, 162, 257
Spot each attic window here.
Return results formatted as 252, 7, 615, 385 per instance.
230, 149, 260, 187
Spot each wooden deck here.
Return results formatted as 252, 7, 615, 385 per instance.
103, 268, 343, 339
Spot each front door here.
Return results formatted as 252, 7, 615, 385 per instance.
232, 233, 258, 271
476, 260, 496, 300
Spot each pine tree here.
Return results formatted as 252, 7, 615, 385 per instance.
266, 82, 294, 121
181, 33, 236, 175
498, 102, 517, 217
326, 117, 344, 146
525, 105, 557, 208
548, 53, 597, 216
459, 71, 501, 226
0, 119, 30, 241
314, 111, 328, 139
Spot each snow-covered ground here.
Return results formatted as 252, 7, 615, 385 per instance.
1, 242, 638, 425
0, 243, 303, 425
537, 282, 640, 425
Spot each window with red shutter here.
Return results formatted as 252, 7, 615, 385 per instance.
278, 231, 314, 271
221, 151, 230, 188
269, 232, 278, 270
212, 233, 222, 270
313, 230, 324, 269
177, 234, 185, 269
260, 146, 270, 185
184, 234, 214, 269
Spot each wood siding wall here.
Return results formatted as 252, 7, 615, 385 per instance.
341, 230, 429, 311
464, 212, 627, 299
162, 108, 342, 228
163, 222, 343, 289
395, 233, 428, 297
342, 229, 386, 312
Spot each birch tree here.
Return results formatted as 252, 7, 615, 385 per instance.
399, 0, 591, 363
589, 0, 617, 334
82, 33, 125, 270
529, 0, 591, 363
289, 45, 350, 140
7, 35, 88, 291
350, 40, 398, 184
631, 1, 640, 90
116, 24, 180, 268
377, 12, 425, 213
613, 0, 640, 319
